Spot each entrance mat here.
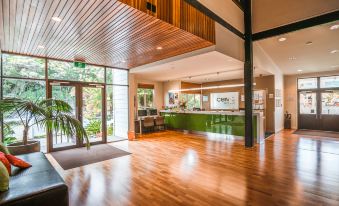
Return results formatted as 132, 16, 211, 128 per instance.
51, 144, 131, 170
293, 130, 339, 138
265, 132, 274, 138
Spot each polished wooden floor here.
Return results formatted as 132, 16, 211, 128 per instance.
46, 130, 339, 206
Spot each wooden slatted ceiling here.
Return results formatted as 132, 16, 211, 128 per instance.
0, 0, 214, 69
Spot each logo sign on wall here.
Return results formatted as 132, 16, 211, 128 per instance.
210, 92, 239, 110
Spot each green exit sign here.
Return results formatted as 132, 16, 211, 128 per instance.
74, 61, 86, 68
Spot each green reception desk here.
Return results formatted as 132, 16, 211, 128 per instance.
160, 110, 265, 143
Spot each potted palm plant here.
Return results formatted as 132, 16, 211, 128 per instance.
0, 98, 89, 155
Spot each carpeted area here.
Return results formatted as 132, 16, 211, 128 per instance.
51, 144, 131, 170
293, 130, 339, 138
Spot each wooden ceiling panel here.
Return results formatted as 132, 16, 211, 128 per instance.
0, 0, 214, 68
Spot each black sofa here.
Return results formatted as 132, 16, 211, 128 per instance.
0, 152, 68, 206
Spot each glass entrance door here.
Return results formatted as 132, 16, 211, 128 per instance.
50, 83, 78, 150
82, 86, 105, 144
320, 90, 339, 132
48, 81, 106, 151
298, 91, 321, 130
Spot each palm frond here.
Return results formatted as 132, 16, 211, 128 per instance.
0, 98, 90, 148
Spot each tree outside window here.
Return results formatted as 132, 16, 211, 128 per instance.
137, 88, 154, 109
181, 94, 201, 110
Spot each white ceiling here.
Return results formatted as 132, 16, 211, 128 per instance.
258, 21, 339, 75
130, 51, 271, 83
253, 0, 339, 33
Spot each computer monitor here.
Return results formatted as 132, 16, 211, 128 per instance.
138, 110, 147, 117
149, 109, 158, 116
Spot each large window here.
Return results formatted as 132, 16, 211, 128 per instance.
2, 54, 45, 79
181, 93, 201, 110
298, 78, 317, 90
137, 88, 154, 109
1, 54, 47, 152
320, 76, 339, 88
48, 60, 105, 83
1, 53, 129, 150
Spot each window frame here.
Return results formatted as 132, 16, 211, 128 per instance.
0, 52, 129, 145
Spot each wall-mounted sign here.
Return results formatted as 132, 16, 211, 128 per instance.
210, 92, 239, 110
203, 95, 209, 102
74, 61, 86, 68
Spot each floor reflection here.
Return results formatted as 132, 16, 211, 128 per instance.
48, 130, 339, 206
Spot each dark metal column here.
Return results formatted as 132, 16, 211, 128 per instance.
244, 0, 254, 147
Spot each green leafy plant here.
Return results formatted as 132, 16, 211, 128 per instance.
3, 121, 18, 145
4, 137, 17, 145
85, 119, 102, 136
0, 98, 89, 148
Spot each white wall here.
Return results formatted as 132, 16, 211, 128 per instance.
254, 42, 284, 133
128, 74, 164, 133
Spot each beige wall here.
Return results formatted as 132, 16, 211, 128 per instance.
163, 80, 181, 107
284, 70, 339, 129
198, 0, 244, 33
253, 0, 339, 33
254, 43, 284, 132
196, 0, 244, 61
128, 73, 136, 132
128, 74, 164, 132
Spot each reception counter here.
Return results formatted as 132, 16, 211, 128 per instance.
160, 110, 265, 143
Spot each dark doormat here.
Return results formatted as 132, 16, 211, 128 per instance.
51, 144, 131, 170
265, 132, 274, 138
293, 130, 339, 138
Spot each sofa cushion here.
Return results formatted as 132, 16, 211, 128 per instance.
0, 152, 11, 175
0, 162, 9, 192
5, 154, 31, 169
0, 152, 68, 206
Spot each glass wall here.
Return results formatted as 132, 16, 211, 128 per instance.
48, 60, 105, 83
1, 54, 47, 152
106, 69, 129, 142
0, 53, 129, 150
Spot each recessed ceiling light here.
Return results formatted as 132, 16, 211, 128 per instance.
52, 16, 62, 22
37, 45, 45, 49
330, 24, 339, 30
305, 41, 313, 45
297, 69, 303, 72
288, 57, 296, 60
156, 46, 163, 50
278, 37, 287, 42
120, 60, 126, 63
330, 50, 338, 54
